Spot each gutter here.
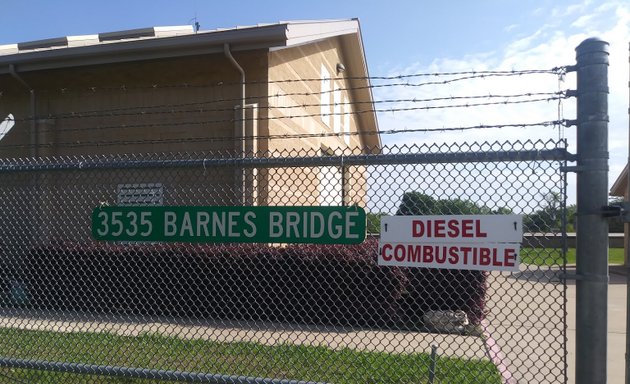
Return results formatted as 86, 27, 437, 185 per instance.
0, 24, 289, 74
224, 43, 247, 204
8, 64, 31, 89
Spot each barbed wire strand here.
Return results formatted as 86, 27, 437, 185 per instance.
0, 67, 571, 151
8, 97, 567, 139
0, 68, 567, 95
7, 94, 568, 126
6, 91, 569, 123
0, 120, 568, 150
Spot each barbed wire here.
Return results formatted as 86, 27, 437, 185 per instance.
352, 68, 566, 80
1, 68, 566, 95
0, 67, 570, 151
7, 95, 567, 139
0, 120, 569, 150
6, 92, 568, 124
556, 69, 567, 140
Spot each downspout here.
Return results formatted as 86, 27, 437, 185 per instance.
8, 64, 37, 157
224, 43, 247, 204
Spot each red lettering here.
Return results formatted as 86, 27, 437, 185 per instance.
411, 218, 490, 240
448, 247, 459, 264
460, 246, 472, 264
475, 219, 488, 238
492, 248, 502, 266
462, 220, 474, 237
408, 245, 421, 263
422, 246, 434, 263
504, 248, 516, 267
447, 219, 459, 237
434, 219, 446, 237
412, 220, 424, 237
381, 244, 393, 261
394, 244, 406, 262
435, 246, 446, 263
479, 248, 491, 265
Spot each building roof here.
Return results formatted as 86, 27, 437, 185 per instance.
611, 163, 628, 197
0, 20, 362, 70
0, 19, 380, 149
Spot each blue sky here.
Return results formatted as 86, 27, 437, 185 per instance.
1, 0, 629, 197
0, 0, 603, 70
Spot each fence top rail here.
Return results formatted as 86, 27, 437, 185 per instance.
0, 357, 328, 384
0, 140, 573, 172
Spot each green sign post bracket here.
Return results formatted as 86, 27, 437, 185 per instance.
92, 206, 366, 244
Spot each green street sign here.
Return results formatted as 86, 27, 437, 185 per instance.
92, 206, 366, 244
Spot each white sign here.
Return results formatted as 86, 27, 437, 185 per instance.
378, 215, 523, 272
380, 214, 522, 243
378, 242, 520, 271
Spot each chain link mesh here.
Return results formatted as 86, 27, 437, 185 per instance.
0, 140, 568, 383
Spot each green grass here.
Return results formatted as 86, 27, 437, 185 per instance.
521, 248, 624, 266
0, 328, 501, 384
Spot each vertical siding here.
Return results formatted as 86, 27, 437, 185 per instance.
0, 51, 270, 243
1, 52, 269, 157
268, 37, 363, 153
0, 41, 371, 245
266, 39, 368, 207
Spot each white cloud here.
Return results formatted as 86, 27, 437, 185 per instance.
552, 0, 592, 18
374, 0, 629, 203
571, 14, 595, 28
504, 24, 519, 33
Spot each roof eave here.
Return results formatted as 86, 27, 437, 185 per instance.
0, 24, 290, 74
610, 163, 629, 197
347, 19, 381, 153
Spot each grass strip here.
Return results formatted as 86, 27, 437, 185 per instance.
0, 327, 500, 383
521, 248, 624, 266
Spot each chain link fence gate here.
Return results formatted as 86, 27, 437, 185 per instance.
0, 138, 571, 383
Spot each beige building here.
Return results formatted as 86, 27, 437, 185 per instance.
0, 20, 380, 243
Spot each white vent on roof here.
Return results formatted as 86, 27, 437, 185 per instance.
0, 44, 18, 55
67, 35, 99, 47
154, 26, 194, 37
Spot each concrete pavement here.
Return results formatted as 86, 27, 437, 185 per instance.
607, 267, 628, 383
565, 266, 627, 384
0, 266, 626, 383
484, 268, 566, 383
483, 264, 628, 384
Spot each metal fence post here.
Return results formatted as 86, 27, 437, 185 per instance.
575, 37, 609, 384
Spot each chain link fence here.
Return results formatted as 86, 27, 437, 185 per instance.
0, 139, 570, 383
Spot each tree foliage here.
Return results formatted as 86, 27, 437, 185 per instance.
366, 212, 386, 234
396, 192, 509, 216
523, 192, 564, 233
